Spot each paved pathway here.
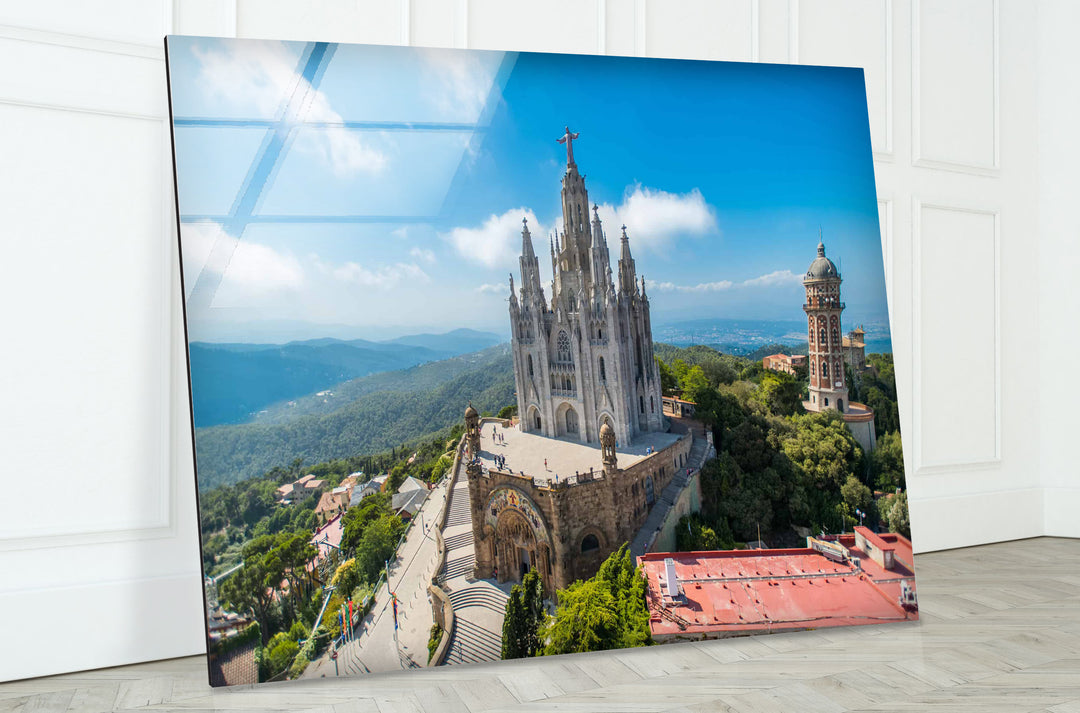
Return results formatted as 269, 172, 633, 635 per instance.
630, 424, 713, 559
302, 477, 449, 678
440, 469, 510, 665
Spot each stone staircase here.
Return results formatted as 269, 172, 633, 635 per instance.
438, 466, 510, 666
630, 428, 713, 560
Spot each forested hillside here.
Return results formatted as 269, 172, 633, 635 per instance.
193, 346, 514, 489
189, 329, 501, 427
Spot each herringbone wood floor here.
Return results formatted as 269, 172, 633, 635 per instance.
2, 537, 1078, 712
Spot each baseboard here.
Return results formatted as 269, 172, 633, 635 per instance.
1043, 486, 1080, 538
0, 573, 205, 683
909, 487, 1044, 553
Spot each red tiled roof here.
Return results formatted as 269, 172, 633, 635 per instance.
639, 546, 916, 640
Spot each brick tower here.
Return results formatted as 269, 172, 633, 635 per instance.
803, 238, 849, 413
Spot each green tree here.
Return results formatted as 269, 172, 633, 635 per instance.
870, 431, 906, 491
675, 513, 721, 551
840, 474, 874, 527
544, 578, 619, 654
264, 632, 299, 679
500, 567, 546, 659
782, 411, 862, 492
657, 358, 679, 396
882, 490, 910, 537
758, 371, 805, 417
679, 365, 711, 404
355, 514, 404, 583
701, 359, 736, 388
497, 404, 518, 420
544, 545, 650, 655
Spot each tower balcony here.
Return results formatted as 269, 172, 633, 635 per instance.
550, 362, 576, 374
803, 301, 845, 312
551, 387, 578, 399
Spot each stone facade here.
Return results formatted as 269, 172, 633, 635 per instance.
463, 412, 693, 594
803, 239, 850, 413
509, 129, 664, 447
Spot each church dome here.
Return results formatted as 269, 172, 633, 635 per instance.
806, 241, 838, 280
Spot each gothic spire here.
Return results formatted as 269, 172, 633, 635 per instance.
618, 224, 638, 295
590, 204, 603, 249
521, 216, 535, 258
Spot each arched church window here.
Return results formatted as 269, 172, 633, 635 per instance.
645, 476, 655, 505
831, 327, 839, 344
527, 354, 534, 377
810, 361, 816, 376
557, 331, 572, 363
568, 290, 576, 312
650, 396, 655, 413
822, 361, 829, 379
581, 534, 599, 553
599, 356, 606, 382
819, 327, 827, 344
597, 328, 602, 340
640, 395, 645, 414
564, 377, 571, 391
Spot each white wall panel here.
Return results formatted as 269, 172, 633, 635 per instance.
912, 203, 998, 471
0, 32, 164, 117
1037, 0, 1080, 538
411, 0, 458, 49
912, 0, 997, 172
236, 0, 402, 46
0, 104, 170, 542
467, 0, 601, 54
0, 1, 168, 46
794, 0, 892, 156
644, 0, 756, 61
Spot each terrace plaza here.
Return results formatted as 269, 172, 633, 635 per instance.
475, 421, 682, 486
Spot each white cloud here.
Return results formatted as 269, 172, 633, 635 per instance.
741, 269, 803, 288
441, 208, 545, 269
409, 246, 436, 264
595, 185, 717, 251
476, 283, 506, 294
192, 40, 386, 177
180, 222, 303, 299
330, 261, 430, 290
419, 48, 502, 123
648, 280, 734, 293
648, 269, 801, 294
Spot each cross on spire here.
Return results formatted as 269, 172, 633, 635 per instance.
557, 126, 580, 166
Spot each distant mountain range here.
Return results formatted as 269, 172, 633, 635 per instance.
188, 328, 502, 427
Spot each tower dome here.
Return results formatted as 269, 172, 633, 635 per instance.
805, 241, 838, 280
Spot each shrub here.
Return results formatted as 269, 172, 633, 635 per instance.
427, 623, 443, 663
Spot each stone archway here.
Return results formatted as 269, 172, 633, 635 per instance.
527, 404, 542, 433
555, 402, 580, 438
494, 509, 552, 585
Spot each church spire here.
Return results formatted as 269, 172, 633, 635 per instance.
590, 204, 603, 249
618, 224, 638, 295
518, 216, 544, 303
521, 216, 535, 258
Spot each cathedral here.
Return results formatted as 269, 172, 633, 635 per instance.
456, 129, 700, 594
508, 127, 664, 447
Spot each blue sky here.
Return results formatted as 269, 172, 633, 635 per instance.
168, 37, 888, 343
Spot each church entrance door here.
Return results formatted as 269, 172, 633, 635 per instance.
518, 547, 531, 580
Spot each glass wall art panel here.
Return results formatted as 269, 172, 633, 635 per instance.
166, 36, 915, 686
